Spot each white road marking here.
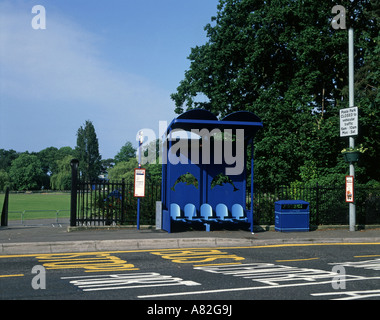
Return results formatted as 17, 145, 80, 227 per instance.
137, 262, 380, 299
138, 277, 380, 299
311, 289, 380, 300
62, 272, 201, 292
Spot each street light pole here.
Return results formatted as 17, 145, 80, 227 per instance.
137, 131, 143, 230
348, 28, 356, 231
332, 5, 356, 231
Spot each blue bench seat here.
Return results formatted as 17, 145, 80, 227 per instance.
231, 203, 248, 222
166, 202, 249, 232
184, 203, 203, 222
216, 203, 234, 222
170, 203, 187, 222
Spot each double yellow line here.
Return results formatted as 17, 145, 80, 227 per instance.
0, 274, 24, 278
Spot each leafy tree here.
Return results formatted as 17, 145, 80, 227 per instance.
57, 146, 75, 158
9, 153, 45, 190
171, 0, 379, 187
50, 155, 73, 190
75, 120, 102, 181
107, 158, 162, 185
0, 149, 19, 172
107, 158, 138, 184
37, 147, 59, 175
353, 28, 380, 182
0, 170, 10, 191
145, 163, 162, 184
36, 146, 58, 188
101, 158, 115, 175
114, 141, 136, 164
37, 146, 75, 177
141, 138, 161, 165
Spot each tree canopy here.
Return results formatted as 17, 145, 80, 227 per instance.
75, 120, 102, 181
8, 153, 44, 190
171, 0, 379, 187
50, 155, 73, 190
114, 141, 137, 164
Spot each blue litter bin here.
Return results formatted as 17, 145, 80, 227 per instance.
275, 200, 309, 232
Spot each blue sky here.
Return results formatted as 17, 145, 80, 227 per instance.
0, 0, 219, 159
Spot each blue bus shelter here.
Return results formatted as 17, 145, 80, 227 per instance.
161, 109, 263, 233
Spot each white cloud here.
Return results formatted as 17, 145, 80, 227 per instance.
0, 1, 176, 158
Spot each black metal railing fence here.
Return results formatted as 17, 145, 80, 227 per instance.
69, 159, 379, 228
72, 179, 161, 226
250, 183, 380, 227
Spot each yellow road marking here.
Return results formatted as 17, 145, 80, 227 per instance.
0, 274, 24, 278
150, 249, 245, 265
354, 254, 380, 258
276, 257, 320, 262
35, 253, 139, 273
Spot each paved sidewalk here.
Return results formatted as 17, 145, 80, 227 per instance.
1, 218, 380, 255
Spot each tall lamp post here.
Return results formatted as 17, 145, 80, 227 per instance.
348, 28, 356, 231
137, 131, 143, 230
332, 5, 356, 231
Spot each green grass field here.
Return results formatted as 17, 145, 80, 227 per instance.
0, 192, 70, 220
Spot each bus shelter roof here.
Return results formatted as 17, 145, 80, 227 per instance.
165, 109, 263, 141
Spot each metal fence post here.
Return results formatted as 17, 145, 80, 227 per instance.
315, 182, 320, 226
70, 159, 79, 227
1, 187, 9, 227
121, 178, 126, 224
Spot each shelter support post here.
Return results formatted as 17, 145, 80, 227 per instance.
250, 139, 254, 233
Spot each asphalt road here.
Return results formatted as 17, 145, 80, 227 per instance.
1, 242, 380, 317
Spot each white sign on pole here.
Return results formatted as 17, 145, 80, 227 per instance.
134, 168, 146, 197
340, 107, 358, 137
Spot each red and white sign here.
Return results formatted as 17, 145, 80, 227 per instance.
134, 168, 146, 197
345, 175, 354, 203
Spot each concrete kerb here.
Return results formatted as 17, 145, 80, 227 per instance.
67, 224, 380, 232
2, 236, 380, 255
66, 225, 155, 232
0, 238, 237, 255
